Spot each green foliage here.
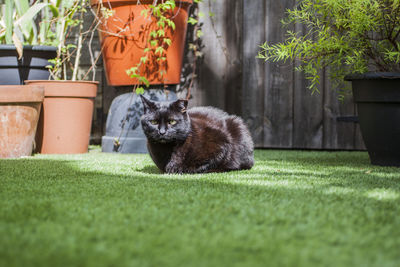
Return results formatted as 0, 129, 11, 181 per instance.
124, 0, 183, 93
45, 0, 89, 80
187, 0, 204, 57
0, 0, 90, 80
258, 0, 400, 94
0, 0, 49, 47
123, 0, 205, 94
188, 17, 198, 25
0, 0, 83, 47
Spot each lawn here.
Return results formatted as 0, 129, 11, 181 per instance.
1, 148, 399, 267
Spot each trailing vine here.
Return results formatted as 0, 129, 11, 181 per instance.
122, 0, 205, 100
125, 0, 179, 95
180, 0, 204, 100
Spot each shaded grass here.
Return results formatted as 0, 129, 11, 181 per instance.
1, 149, 400, 267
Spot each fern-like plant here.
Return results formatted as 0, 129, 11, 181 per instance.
258, 0, 400, 94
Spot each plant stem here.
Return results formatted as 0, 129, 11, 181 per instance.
57, 15, 66, 79
72, 0, 85, 81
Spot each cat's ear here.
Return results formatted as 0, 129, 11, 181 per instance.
171, 99, 188, 114
140, 95, 157, 113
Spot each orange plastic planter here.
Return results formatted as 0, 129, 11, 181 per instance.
0, 85, 44, 158
25, 80, 98, 154
91, 0, 193, 86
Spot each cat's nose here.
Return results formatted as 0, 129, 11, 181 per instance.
159, 128, 166, 135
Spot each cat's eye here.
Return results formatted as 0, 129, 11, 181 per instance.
150, 120, 158, 125
168, 119, 177, 125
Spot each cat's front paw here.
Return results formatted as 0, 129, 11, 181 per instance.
165, 163, 184, 174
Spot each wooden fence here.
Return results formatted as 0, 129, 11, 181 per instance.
83, 0, 365, 150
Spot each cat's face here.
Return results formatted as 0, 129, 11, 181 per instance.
140, 96, 190, 143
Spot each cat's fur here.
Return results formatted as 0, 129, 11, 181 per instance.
140, 96, 254, 174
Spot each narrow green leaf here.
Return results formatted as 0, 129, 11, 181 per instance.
136, 87, 145, 95
157, 29, 165, 37
150, 40, 158, 47
163, 38, 172, 46
155, 47, 164, 56
4, 0, 13, 44
139, 77, 150, 87
140, 56, 148, 64
188, 17, 198, 25
14, 3, 49, 42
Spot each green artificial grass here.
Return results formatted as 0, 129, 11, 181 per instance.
1, 148, 400, 267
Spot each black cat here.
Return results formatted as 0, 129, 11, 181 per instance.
140, 96, 254, 174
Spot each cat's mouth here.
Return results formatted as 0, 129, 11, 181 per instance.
149, 136, 171, 144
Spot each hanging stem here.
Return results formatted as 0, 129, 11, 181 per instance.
72, 0, 85, 81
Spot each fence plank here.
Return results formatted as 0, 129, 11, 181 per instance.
242, 0, 266, 147
193, 1, 228, 109
322, 71, 357, 149
263, 0, 295, 148
293, 23, 323, 149
223, 0, 243, 116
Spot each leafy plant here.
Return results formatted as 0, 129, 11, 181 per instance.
183, 0, 205, 99
257, 0, 400, 94
0, 0, 49, 56
0, 0, 96, 81
45, 0, 90, 80
123, 0, 204, 95
124, 0, 178, 94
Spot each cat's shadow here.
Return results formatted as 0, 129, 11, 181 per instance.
139, 165, 162, 174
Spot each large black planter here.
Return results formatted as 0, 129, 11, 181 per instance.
0, 45, 57, 85
346, 72, 400, 167
102, 88, 177, 153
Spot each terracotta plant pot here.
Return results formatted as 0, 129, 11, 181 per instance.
91, 0, 193, 86
24, 80, 98, 154
0, 85, 44, 158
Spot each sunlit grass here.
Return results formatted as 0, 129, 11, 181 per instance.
0, 149, 399, 267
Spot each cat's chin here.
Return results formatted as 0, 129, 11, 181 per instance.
148, 138, 173, 144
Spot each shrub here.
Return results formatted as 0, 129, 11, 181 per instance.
258, 0, 400, 94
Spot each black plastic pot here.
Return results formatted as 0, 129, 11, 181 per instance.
0, 45, 57, 85
345, 72, 400, 167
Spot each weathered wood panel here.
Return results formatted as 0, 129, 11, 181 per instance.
192, 0, 242, 115
322, 71, 355, 150
242, 0, 266, 147
293, 25, 323, 149
263, 0, 295, 148
192, 1, 225, 109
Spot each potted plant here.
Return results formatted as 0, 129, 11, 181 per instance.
90, 0, 193, 86
258, 0, 400, 167
25, 0, 99, 154
90, 0, 194, 153
0, 0, 57, 84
